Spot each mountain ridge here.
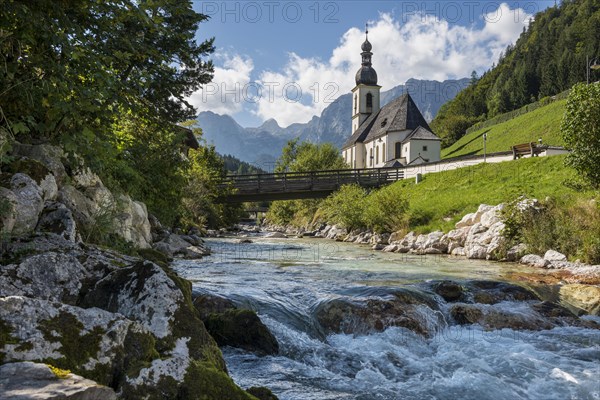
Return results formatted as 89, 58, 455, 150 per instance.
198, 78, 470, 165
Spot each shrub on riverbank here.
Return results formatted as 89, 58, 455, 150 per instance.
502, 196, 600, 264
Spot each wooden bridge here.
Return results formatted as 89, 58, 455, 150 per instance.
218, 167, 404, 203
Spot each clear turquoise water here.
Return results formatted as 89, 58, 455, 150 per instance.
175, 236, 600, 400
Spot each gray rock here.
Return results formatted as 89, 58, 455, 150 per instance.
57, 185, 95, 231
383, 244, 399, 252
520, 254, 550, 268
82, 262, 182, 339
0, 187, 18, 234
265, 232, 287, 238
506, 243, 528, 262
11, 143, 67, 184
544, 249, 567, 262
455, 212, 477, 229
36, 201, 78, 242
466, 245, 488, 259
10, 173, 44, 235
115, 195, 152, 249
0, 252, 87, 303
153, 234, 209, 259
480, 204, 504, 228
559, 284, 600, 316
0, 296, 150, 386
451, 247, 466, 257
446, 227, 470, 247
39, 174, 58, 202
0, 362, 117, 400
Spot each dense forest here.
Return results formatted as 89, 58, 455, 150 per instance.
432, 0, 600, 146
221, 154, 266, 175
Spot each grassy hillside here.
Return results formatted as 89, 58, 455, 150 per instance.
442, 99, 566, 159
391, 154, 591, 233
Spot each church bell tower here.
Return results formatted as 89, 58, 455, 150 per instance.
352, 26, 381, 133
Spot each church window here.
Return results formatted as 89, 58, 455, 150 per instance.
395, 142, 402, 158
423, 145, 428, 151
369, 148, 373, 166
376, 146, 379, 164
382, 144, 386, 161
366, 93, 373, 110
354, 95, 357, 114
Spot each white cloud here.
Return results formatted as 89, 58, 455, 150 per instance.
253, 2, 532, 127
190, 2, 532, 127
186, 53, 254, 116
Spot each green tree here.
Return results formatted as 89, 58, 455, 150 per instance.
180, 123, 242, 229
0, 0, 214, 157
275, 139, 347, 173
561, 82, 600, 187
320, 185, 368, 231
267, 140, 348, 227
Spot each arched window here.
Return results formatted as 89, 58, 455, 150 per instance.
366, 93, 373, 111
354, 94, 357, 114
395, 142, 402, 158
369, 148, 373, 166
375, 146, 379, 164
382, 144, 386, 162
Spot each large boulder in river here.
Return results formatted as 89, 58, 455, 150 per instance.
204, 309, 279, 356
193, 293, 278, 356
559, 284, 600, 315
449, 303, 553, 331
314, 288, 443, 337
0, 362, 117, 400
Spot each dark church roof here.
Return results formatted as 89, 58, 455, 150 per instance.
343, 94, 439, 149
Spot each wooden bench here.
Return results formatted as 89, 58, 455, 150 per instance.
512, 142, 542, 159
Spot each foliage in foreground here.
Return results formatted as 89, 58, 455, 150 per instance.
561, 82, 600, 187
0, 1, 240, 232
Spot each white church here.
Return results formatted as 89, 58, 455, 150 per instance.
342, 31, 442, 169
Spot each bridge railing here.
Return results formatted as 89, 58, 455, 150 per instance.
221, 167, 405, 195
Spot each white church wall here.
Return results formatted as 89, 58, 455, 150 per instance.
407, 139, 441, 163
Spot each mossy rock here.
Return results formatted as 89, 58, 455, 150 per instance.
137, 247, 172, 267
247, 386, 279, 400
204, 309, 279, 356
193, 294, 237, 320
180, 361, 258, 400
8, 157, 51, 184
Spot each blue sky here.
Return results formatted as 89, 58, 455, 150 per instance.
188, 1, 555, 127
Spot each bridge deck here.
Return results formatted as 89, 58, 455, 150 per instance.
218, 167, 405, 203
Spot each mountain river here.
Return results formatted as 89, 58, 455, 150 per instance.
174, 235, 600, 400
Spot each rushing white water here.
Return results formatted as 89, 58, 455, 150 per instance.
175, 236, 600, 400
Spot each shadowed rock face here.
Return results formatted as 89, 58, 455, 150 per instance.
0, 362, 117, 400
193, 293, 279, 356
204, 310, 279, 356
